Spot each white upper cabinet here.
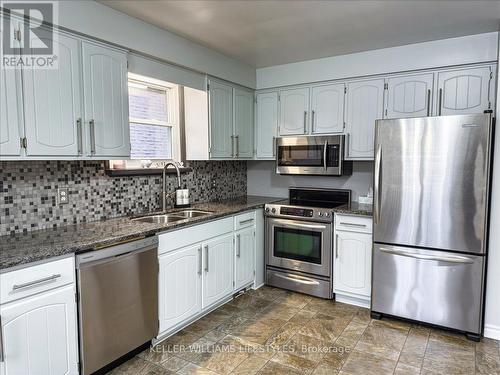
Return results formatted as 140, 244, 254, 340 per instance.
385, 73, 434, 119
0, 65, 23, 157
234, 227, 255, 291
345, 79, 385, 160
255, 91, 278, 159
279, 87, 310, 135
437, 66, 493, 115
209, 79, 234, 158
23, 31, 83, 157
159, 244, 202, 333
82, 41, 130, 158
202, 233, 234, 309
0, 285, 79, 375
310, 83, 345, 134
234, 88, 254, 158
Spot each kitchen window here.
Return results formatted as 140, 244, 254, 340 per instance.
108, 73, 182, 172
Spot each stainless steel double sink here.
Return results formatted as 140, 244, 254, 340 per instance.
132, 209, 213, 224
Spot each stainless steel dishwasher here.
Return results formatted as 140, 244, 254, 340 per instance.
76, 236, 158, 375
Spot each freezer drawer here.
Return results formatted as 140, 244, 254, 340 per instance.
372, 244, 485, 334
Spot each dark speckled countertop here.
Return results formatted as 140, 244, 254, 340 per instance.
0, 196, 372, 271
0, 196, 282, 271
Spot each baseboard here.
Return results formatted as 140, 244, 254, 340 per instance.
484, 324, 500, 340
335, 293, 370, 309
252, 282, 265, 290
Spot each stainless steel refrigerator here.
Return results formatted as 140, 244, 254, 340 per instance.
371, 113, 493, 340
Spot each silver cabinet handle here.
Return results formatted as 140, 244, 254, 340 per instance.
426, 89, 431, 116
0, 315, 3, 362
323, 140, 328, 171
239, 218, 254, 225
275, 273, 319, 285
272, 136, 276, 157
374, 144, 382, 224
335, 234, 339, 259
311, 110, 315, 132
89, 119, 96, 155
198, 247, 202, 275
236, 234, 241, 257
235, 135, 239, 157
204, 245, 209, 272
230, 135, 235, 157
303, 111, 307, 133
339, 222, 366, 228
12, 274, 61, 291
379, 248, 474, 264
346, 133, 350, 158
76, 118, 83, 155
438, 88, 443, 116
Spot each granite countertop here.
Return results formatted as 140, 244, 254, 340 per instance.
333, 202, 373, 217
0, 196, 282, 271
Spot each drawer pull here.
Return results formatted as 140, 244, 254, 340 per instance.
12, 274, 61, 291
339, 222, 367, 228
239, 218, 254, 225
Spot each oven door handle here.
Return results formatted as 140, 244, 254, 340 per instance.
274, 273, 320, 285
271, 219, 328, 230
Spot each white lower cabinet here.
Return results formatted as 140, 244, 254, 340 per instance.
334, 215, 373, 307
0, 258, 78, 375
158, 212, 257, 338
159, 244, 202, 334
234, 227, 256, 291
202, 234, 234, 308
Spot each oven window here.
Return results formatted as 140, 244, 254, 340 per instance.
278, 145, 324, 166
274, 227, 322, 264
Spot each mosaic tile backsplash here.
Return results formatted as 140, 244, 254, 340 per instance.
0, 160, 247, 236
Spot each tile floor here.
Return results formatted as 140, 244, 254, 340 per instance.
108, 286, 500, 375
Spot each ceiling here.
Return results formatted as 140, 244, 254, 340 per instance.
100, 0, 500, 68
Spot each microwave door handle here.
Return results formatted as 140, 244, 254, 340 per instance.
323, 140, 328, 171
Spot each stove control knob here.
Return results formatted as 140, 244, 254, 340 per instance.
318, 212, 323, 217
271, 208, 276, 214
325, 212, 330, 217
265, 207, 270, 213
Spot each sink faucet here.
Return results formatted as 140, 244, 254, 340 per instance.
162, 162, 181, 212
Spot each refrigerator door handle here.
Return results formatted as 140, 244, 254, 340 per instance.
379, 247, 475, 264
374, 144, 382, 224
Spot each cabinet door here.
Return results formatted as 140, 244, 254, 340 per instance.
311, 83, 345, 134
209, 80, 233, 158
255, 91, 278, 159
334, 231, 372, 298
202, 234, 234, 308
23, 31, 82, 157
385, 73, 434, 119
234, 88, 254, 158
437, 66, 493, 115
345, 79, 384, 160
279, 87, 310, 135
234, 227, 255, 290
82, 41, 130, 157
0, 285, 78, 375
159, 244, 202, 334
0, 64, 23, 157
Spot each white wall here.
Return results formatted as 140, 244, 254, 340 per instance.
56, 1, 255, 88
484, 37, 500, 341
247, 161, 373, 200
257, 32, 498, 89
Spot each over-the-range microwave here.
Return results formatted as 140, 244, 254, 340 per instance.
276, 135, 352, 176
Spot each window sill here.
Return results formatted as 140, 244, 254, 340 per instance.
105, 167, 192, 177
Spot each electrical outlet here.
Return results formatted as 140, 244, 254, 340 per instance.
58, 188, 69, 205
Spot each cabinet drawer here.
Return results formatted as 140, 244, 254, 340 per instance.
1, 256, 75, 304
335, 214, 372, 233
234, 211, 256, 230
158, 217, 233, 255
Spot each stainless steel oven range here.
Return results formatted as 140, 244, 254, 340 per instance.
265, 188, 350, 299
